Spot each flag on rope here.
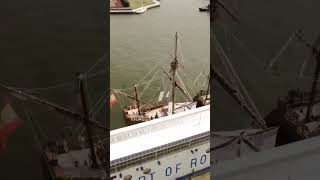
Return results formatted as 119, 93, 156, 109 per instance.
0, 94, 22, 151
109, 93, 118, 110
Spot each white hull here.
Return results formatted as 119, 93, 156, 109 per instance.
110, 142, 210, 179
110, 105, 210, 179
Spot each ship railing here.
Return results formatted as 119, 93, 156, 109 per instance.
110, 131, 210, 173
110, 106, 209, 144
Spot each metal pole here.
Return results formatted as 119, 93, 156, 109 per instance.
205, 75, 210, 100
134, 84, 141, 115
171, 32, 178, 113
78, 73, 98, 168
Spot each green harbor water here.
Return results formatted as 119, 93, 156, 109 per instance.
110, 0, 210, 130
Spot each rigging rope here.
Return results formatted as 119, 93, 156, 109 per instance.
299, 50, 312, 78
230, 32, 269, 69
136, 63, 162, 86
22, 102, 49, 141
161, 77, 166, 91
90, 90, 109, 115
219, 27, 281, 78
87, 69, 107, 79
203, 76, 208, 87
212, 32, 242, 92
232, 31, 317, 80
267, 32, 296, 69
177, 33, 185, 64
213, 32, 266, 127
10, 69, 105, 95
73, 123, 85, 139
14, 81, 74, 92
86, 54, 107, 74
24, 104, 56, 178
91, 98, 107, 120
194, 71, 204, 85
113, 77, 166, 92
176, 73, 192, 100
178, 68, 202, 95
213, 32, 238, 87
193, 66, 209, 89
141, 85, 162, 108
139, 69, 161, 98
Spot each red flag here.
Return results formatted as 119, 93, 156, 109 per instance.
109, 94, 117, 110
0, 95, 22, 151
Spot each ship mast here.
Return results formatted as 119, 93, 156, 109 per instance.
171, 32, 179, 114
160, 67, 192, 101
78, 73, 98, 168
134, 84, 141, 115
211, 0, 266, 128
0, 73, 106, 168
205, 74, 210, 100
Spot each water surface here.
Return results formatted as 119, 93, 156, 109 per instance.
110, 0, 210, 130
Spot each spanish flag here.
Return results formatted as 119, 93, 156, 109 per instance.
110, 93, 117, 110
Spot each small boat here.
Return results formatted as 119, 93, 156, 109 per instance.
134, 7, 147, 14
199, 4, 210, 12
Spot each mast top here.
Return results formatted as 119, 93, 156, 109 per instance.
171, 32, 179, 113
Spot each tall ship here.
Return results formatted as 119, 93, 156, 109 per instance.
211, 0, 320, 157
212, 16, 320, 180
264, 30, 320, 146
109, 32, 212, 179
111, 32, 210, 124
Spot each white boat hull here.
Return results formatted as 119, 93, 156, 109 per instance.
110, 142, 210, 179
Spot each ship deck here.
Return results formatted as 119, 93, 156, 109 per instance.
110, 105, 210, 162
